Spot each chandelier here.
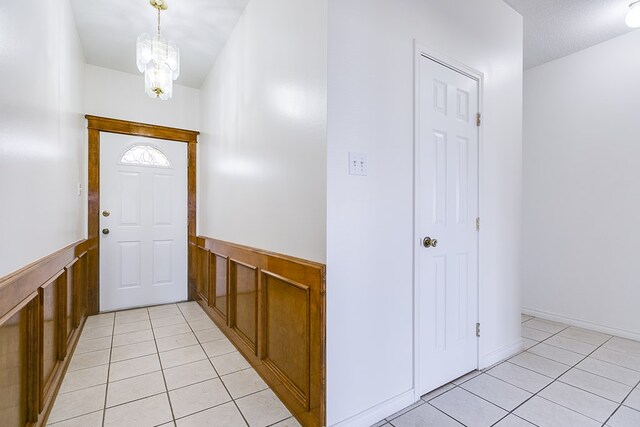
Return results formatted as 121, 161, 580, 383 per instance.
136, 0, 180, 100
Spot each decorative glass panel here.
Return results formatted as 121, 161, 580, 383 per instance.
120, 145, 170, 167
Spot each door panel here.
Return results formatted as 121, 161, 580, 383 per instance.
100, 133, 187, 311
418, 56, 479, 395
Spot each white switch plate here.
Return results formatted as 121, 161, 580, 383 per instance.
349, 152, 367, 176
77, 183, 82, 196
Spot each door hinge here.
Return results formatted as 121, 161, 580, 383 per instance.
476, 323, 481, 337
476, 113, 481, 127
476, 217, 480, 231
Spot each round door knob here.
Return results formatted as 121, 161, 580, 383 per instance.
102, 228, 110, 235
423, 236, 437, 248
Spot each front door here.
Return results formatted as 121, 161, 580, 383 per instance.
99, 133, 187, 311
417, 55, 480, 394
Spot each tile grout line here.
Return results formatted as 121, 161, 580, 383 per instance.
101, 312, 116, 427
151, 305, 180, 425
602, 375, 640, 425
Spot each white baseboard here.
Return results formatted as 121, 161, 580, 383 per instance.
522, 307, 640, 342
479, 339, 523, 369
329, 390, 416, 427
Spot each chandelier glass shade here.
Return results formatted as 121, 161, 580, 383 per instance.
136, 1, 180, 100
627, 1, 640, 28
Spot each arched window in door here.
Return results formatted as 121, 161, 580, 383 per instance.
120, 145, 171, 167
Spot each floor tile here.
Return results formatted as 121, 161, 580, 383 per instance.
114, 311, 149, 325
202, 338, 237, 358
110, 340, 157, 362
84, 316, 115, 329
604, 337, 640, 357
221, 369, 269, 399
390, 402, 462, 426
104, 392, 173, 427
112, 329, 155, 347
211, 352, 252, 376
154, 322, 193, 339
188, 318, 217, 331
175, 401, 247, 427
430, 387, 507, 427
451, 370, 481, 385
522, 338, 538, 350
59, 364, 109, 393
68, 349, 110, 371
545, 335, 598, 356
528, 342, 584, 366
149, 308, 182, 319
487, 362, 553, 393
235, 389, 292, 427
164, 359, 219, 390
386, 400, 425, 421
576, 358, 640, 386
80, 325, 113, 340
493, 414, 536, 426
116, 307, 149, 316
106, 371, 166, 407
194, 327, 226, 343
559, 327, 611, 346
152, 314, 187, 328
156, 332, 199, 352
624, 388, 640, 411
48, 384, 107, 424
74, 336, 112, 354
559, 368, 632, 402
539, 380, 618, 422
607, 405, 640, 427
421, 383, 455, 401
521, 326, 553, 342
160, 344, 207, 369
514, 395, 601, 427
109, 354, 161, 382
270, 417, 302, 427
460, 373, 532, 411
114, 319, 152, 335
47, 410, 104, 427
169, 378, 232, 419
509, 352, 570, 378
523, 318, 568, 334
592, 347, 640, 372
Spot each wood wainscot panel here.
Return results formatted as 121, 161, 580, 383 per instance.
196, 245, 210, 304
194, 238, 325, 427
0, 241, 88, 426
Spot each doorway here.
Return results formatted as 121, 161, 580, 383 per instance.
414, 50, 482, 396
85, 116, 198, 314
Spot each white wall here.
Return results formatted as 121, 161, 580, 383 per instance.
523, 30, 640, 339
84, 64, 200, 131
326, 0, 523, 425
198, 0, 327, 263
0, 0, 86, 277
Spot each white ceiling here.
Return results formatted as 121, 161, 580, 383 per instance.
503, 0, 638, 69
70, 0, 249, 88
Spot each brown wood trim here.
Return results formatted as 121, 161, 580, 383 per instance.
194, 237, 325, 427
85, 115, 198, 315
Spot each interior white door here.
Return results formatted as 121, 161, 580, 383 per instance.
100, 133, 187, 312
417, 55, 479, 395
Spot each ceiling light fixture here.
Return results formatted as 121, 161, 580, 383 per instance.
626, 1, 640, 28
136, 0, 180, 100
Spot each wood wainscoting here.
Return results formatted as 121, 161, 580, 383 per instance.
191, 237, 326, 427
0, 240, 89, 426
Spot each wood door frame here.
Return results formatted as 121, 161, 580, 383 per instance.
85, 115, 199, 315
412, 41, 484, 399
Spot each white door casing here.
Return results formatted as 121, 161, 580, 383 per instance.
415, 52, 480, 396
100, 133, 188, 312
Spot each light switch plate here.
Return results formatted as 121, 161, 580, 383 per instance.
349, 152, 367, 176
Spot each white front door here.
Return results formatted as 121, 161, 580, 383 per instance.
100, 133, 187, 312
417, 55, 479, 395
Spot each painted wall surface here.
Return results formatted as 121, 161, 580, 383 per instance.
326, 1, 523, 425
198, 0, 327, 263
523, 30, 640, 339
0, 0, 86, 277
84, 64, 200, 131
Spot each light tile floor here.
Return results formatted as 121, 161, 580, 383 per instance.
47, 301, 300, 427
373, 314, 640, 426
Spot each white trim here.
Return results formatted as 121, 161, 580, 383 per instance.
329, 390, 416, 427
479, 339, 523, 369
412, 40, 485, 398
523, 307, 640, 342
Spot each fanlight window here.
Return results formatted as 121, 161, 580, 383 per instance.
120, 145, 170, 167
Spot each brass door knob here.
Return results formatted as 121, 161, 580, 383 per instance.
423, 237, 438, 248
102, 210, 110, 217
102, 228, 110, 235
